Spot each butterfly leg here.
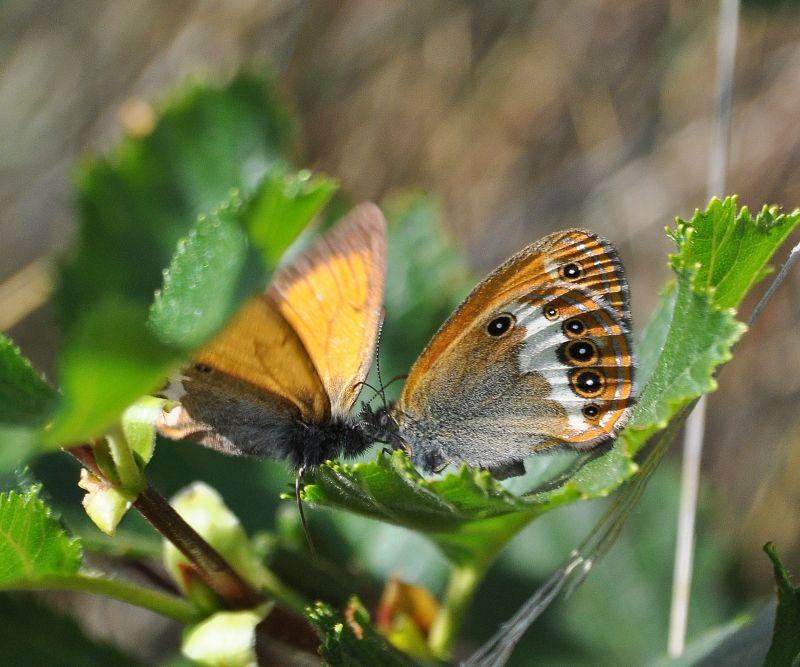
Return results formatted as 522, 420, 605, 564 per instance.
295, 467, 317, 559
487, 460, 527, 480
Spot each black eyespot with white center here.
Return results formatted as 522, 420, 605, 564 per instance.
583, 404, 600, 420
559, 262, 583, 281
194, 362, 213, 374
486, 313, 515, 337
566, 340, 598, 364
563, 317, 586, 337
570, 369, 604, 397
543, 304, 559, 321
557, 338, 599, 367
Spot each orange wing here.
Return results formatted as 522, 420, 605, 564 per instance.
267, 203, 387, 416
156, 294, 330, 457
192, 294, 329, 420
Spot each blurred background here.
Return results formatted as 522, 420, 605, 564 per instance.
2, 1, 800, 665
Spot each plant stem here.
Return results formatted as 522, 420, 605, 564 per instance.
4, 572, 201, 624
106, 424, 145, 495
133, 483, 264, 609
428, 562, 483, 659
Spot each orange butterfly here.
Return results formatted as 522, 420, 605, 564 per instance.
368, 229, 635, 479
157, 203, 386, 472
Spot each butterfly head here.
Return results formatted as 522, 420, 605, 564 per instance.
360, 402, 399, 444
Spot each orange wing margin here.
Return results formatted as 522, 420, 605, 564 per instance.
267, 203, 387, 416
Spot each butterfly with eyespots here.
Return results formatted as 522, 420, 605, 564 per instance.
369, 228, 635, 479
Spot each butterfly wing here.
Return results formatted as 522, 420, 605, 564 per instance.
157, 293, 330, 458
267, 202, 387, 416
395, 229, 634, 475
157, 202, 387, 462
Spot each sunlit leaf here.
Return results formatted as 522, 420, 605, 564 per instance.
58, 75, 293, 327
0, 489, 81, 586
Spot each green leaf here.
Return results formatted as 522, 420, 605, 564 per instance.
182, 605, 272, 667
304, 451, 560, 567
624, 198, 800, 454
0, 334, 58, 425
48, 76, 318, 448
622, 273, 745, 453
307, 598, 421, 667
0, 335, 59, 469
45, 300, 179, 447
58, 74, 293, 328
667, 197, 798, 310
0, 594, 144, 667
148, 172, 336, 351
148, 193, 263, 350
763, 542, 800, 666
0, 489, 81, 586
302, 197, 800, 572
244, 168, 338, 267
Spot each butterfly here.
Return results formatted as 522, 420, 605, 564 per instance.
156, 202, 386, 473
367, 229, 635, 479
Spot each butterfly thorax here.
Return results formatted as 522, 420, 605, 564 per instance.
290, 414, 371, 472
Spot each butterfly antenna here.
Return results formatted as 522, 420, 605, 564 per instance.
383, 373, 409, 390
374, 313, 387, 407
295, 467, 317, 560
353, 380, 386, 405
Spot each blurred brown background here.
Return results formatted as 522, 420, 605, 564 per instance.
2, 0, 800, 642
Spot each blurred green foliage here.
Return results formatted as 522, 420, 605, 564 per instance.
0, 594, 144, 667
763, 544, 800, 665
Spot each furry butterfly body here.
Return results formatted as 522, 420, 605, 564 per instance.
372, 229, 634, 479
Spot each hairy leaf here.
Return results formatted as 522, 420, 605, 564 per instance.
0, 335, 59, 469
307, 598, 421, 667
149, 173, 336, 351
0, 489, 81, 586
